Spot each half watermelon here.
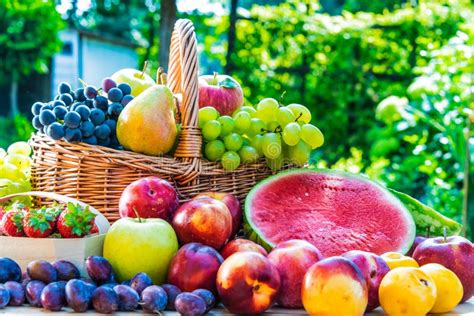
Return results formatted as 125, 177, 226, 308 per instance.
244, 169, 416, 256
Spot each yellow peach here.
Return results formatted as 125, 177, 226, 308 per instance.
420, 263, 463, 313
381, 252, 419, 270
379, 267, 436, 316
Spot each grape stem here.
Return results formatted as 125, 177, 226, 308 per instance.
141, 60, 149, 80
295, 112, 303, 122
78, 78, 88, 87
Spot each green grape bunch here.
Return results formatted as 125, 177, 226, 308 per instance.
0, 142, 33, 204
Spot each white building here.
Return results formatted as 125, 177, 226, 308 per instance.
52, 29, 139, 97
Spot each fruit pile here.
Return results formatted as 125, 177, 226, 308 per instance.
31, 79, 134, 149
0, 202, 97, 238
199, 98, 324, 171
0, 142, 32, 200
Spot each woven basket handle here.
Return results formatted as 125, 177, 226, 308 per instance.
0, 191, 110, 234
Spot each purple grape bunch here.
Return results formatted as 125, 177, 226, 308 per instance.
30, 78, 134, 150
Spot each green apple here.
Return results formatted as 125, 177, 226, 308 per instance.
103, 217, 178, 284
111, 68, 155, 97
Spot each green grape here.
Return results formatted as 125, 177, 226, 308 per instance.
242, 136, 251, 147
282, 122, 301, 146
237, 106, 257, 117
261, 132, 282, 159
288, 140, 311, 166
7, 141, 31, 156
205, 140, 226, 162
277, 107, 296, 127
218, 116, 235, 136
266, 154, 284, 171
199, 106, 219, 128
0, 163, 24, 181
249, 134, 264, 156
239, 146, 260, 164
256, 98, 279, 123
6, 154, 31, 172
202, 120, 221, 141
223, 133, 243, 151
287, 104, 311, 123
266, 121, 280, 132
0, 179, 13, 196
301, 124, 324, 149
249, 118, 266, 136
221, 151, 240, 171
233, 111, 251, 134
0, 148, 6, 158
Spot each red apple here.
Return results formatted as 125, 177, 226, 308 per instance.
194, 192, 241, 238
119, 177, 179, 221
167, 242, 223, 295
220, 239, 268, 259
172, 197, 232, 249
413, 236, 473, 302
342, 250, 390, 311
267, 240, 323, 308
216, 252, 280, 314
198, 74, 243, 115
406, 236, 428, 257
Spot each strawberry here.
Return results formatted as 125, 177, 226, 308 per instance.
90, 223, 99, 235
23, 207, 56, 238
57, 203, 97, 238
1, 209, 25, 237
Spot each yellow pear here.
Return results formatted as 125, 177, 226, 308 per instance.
117, 85, 177, 156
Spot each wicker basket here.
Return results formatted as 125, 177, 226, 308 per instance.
30, 19, 292, 222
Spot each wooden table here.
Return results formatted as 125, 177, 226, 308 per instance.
1, 299, 472, 315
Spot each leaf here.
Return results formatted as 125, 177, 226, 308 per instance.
218, 77, 239, 89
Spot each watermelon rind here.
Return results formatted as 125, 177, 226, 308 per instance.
244, 168, 416, 254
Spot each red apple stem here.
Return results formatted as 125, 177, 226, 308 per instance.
141, 60, 149, 80
132, 207, 142, 223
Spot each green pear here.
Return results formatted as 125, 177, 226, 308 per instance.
117, 85, 177, 156
111, 68, 155, 97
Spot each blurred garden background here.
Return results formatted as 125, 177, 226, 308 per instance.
0, 0, 472, 235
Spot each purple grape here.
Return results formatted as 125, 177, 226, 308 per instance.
0, 258, 21, 283
80, 120, 95, 138
25, 280, 45, 307
46, 122, 65, 140
0, 284, 10, 308
107, 102, 123, 118
32, 116, 43, 130
102, 78, 116, 93
83, 135, 98, 145
58, 82, 71, 95
93, 95, 109, 111
113, 285, 139, 311
39, 109, 56, 126
90, 108, 106, 125
130, 272, 153, 295
40, 281, 66, 311
117, 83, 132, 96
94, 123, 111, 140
64, 127, 82, 142
31, 102, 44, 115
121, 94, 134, 106
4, 281, 24, 306
175, 292, 207, 316
104, 119, 117, 136
75, 88, 86, 102
192, 289, 215, 312
84, 86, 98, 99
52, 260, 80, 281
65, 279, 92, 312
53, 105, 68, 120
85, 256, 113, 284
75, 105, 91, 121
98, 137, 111, 147
92, 286, 118, 314
107, 87, 123, 102
59, 93, 74, 106
85, 99, 94, 108
42, 103, 53, 111
162, 284, 182, 310
64, 111, 81, 129
140, 285, 168, 313
27, 260, 57, 284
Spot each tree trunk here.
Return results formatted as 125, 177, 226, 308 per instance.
159, 0, 177, 69
143, 12, 156, 66
225, 0, 238, 74
10, 72, 19, 117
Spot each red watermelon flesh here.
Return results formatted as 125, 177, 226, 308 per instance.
245, 169, 415, 257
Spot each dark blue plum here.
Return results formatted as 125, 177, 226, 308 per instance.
27, 260, 57, 284
121, 280, 131, 286
84, 86, 98, 99
80, 121, 95, 138
92, 286, 118, 314
113, 285, 139, 311
65, 279, 92, 312
53, 105, 68, 120
121, 94, 134, 106
39, 109, 56, 126
130, 272, 153, 295
31, 102, 44, 115
90, 108, 106, 125
52, 260, 80, 281
75, 88, 86, 102
107, 87, 123, 102
93, 95, 109, 111
0, 284, 10, 308
46, 122, 65, 140
140, 285, 168, 313
175, 292, 207, 316
40, 281, 66, 311
162, 284, 182, 310
101, 282, 118, 289
83, 135, 98, 145
0, 258, 22, 283
4, 281, 25, 306
64, 111, 81, 129
59, 93, 74, 106
75, 105, 91, 121
94, 124, 111, 140
58, 82, 71, 95
192, 289, 215, 312
85, 256, 113, 284
102, 78, 116, 93
117, 83, 131, 96
107, 102, 123, 118
25, 280, 46, 307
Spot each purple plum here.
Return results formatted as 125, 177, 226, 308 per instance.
4, 281, 24, 306
52, 260, 80, 281
86, 256, 113, 284
65, 279, 92, 312
162, 284, 182, 310
0, 284, 10, 308
175, 292, 207, 316
140, 285, 168, 313
25, 280, 46, 307
0, 258, 21, 283
113, 285, 139, 311
27, 260, 57, 284
130, 272, 153, 295
92, 286, 118, 314
40, 281, 66, 311
193, 288, 216, 312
